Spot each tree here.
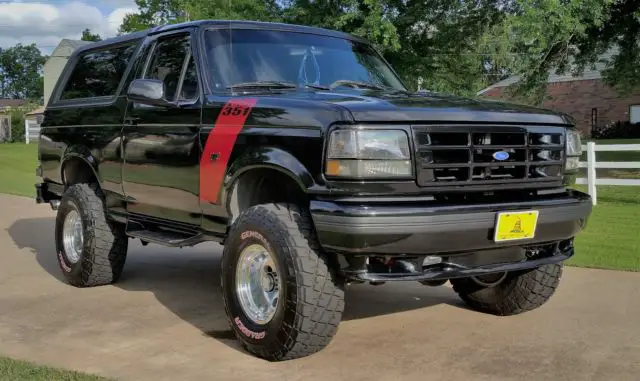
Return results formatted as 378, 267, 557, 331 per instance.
119, 0, 283, 33
479, 0, 640, 104
81, 28, 102, 42
117, 0, 640, 102
0, 43, 45, 100
285, 0, 508, 95
185, 0, 282, 21
119, 0, 509, 95
119, 0, 190, 33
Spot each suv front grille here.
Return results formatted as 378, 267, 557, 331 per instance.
413, 125, 565, 188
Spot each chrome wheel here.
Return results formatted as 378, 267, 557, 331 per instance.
62, 209, 84, 264
235, 243, 282, 325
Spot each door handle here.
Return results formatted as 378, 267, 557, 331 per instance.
124, 116, 140, 125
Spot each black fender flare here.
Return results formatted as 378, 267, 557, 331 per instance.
222, 146, 316, 212
60, 145, 102, 187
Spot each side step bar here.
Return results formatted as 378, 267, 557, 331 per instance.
126, 228, 206, 248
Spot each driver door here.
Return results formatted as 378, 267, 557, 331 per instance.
121, 30, 203, 226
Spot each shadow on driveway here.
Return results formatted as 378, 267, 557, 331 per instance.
7, 217, 462, 355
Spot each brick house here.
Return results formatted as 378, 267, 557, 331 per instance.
478, 62, 640, 137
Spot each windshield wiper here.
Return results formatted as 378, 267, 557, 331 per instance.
328, 80, 384, 90
227, 81, 330, 91
227, 81, 298, 90
303, 83, 330, 90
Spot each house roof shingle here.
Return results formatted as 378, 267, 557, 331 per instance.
26, 106, 45, 116
0, 99, 26, 110
478, 49, 618, 95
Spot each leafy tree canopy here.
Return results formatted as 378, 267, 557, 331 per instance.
118, 0, 640, 104
81, 28, 103, 42
0, 43, 45, 101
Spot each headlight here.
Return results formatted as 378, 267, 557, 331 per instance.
566, 129, 582, 156
325, 129, 412, 178
565, 129, 582, 171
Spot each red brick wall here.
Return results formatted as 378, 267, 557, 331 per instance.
482, 79, 640, 136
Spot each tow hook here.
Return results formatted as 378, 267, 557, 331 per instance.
50, 200, 60, 210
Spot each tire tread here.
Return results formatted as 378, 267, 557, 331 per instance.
58, 183, 127, 287
451, 264, 563, 316
222, 203, 344, 361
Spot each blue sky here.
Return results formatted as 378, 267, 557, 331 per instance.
93, 0, 137, 14
0, 0, 139, 53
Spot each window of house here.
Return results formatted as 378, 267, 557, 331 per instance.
60, 42, 138, 100
144, 34, 198, 102
631, 105, 640, 124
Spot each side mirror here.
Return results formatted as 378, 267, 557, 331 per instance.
127, 79, 175, 108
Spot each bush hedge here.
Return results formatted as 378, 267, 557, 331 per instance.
0, 103, 40, 143
592, 121, 640, 139
9, 110, 25, 142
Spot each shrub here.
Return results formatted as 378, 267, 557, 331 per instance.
592, 121, 640, 139
9, 110, 25, 142
0, 102, 40, 143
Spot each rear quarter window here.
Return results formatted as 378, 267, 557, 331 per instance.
59, 42, 138, 100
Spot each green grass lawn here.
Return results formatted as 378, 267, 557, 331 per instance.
568, 185, 640, 271
0, 143, 38, 198
0, 357, 111, 381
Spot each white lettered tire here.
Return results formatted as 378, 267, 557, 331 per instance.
221, 203, 345, 361
54, 183, 128, 287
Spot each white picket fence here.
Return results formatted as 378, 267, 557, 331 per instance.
575, 142, 640, 205
24, 119, 41, 144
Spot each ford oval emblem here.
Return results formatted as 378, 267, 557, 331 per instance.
493, 151, 510, 161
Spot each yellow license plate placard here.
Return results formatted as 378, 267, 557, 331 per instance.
494, 210, 539, 242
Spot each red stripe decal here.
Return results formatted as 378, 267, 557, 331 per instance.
200, 98, 257, 203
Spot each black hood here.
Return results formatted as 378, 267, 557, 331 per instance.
280, 89, 574, 126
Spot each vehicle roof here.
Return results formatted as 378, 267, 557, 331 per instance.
73, 20, 367, 55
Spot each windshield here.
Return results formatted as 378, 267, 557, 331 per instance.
204, 29, 406, 91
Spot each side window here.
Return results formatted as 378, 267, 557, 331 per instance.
60, 43, 137, 100
179, 57, 199, 101
144, 34, 198, 102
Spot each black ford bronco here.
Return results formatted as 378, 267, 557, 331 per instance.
35, 20, 592, 361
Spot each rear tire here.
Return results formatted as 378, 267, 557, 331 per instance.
450, 264, 563, 316
55, 183, 128, 287
221, 203, 345, 361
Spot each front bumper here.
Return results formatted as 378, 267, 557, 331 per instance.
310, 189, 592, 281
311, 190, 591, 254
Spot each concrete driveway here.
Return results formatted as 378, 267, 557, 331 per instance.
1, 194, 639, 381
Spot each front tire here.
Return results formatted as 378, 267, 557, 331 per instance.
450, 264, 563, 316
55, 183, 128, 287
221, 203, 345, 361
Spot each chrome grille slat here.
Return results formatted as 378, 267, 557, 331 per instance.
413, 126, 565, 187
421, 160, 564, 169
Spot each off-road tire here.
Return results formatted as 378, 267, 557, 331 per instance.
221, 203, 345, 361
54, 183, 128, 287
450, 264, 563, 316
